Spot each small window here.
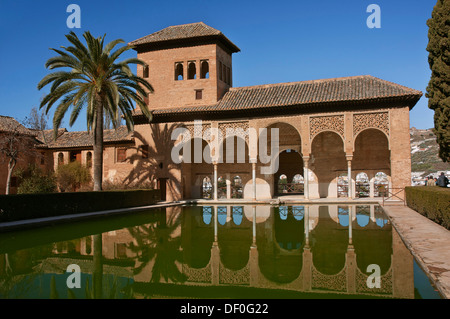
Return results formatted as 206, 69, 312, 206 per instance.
218, 61, 223, 81
223, 64, 227, 83
143, 65, 149, 78
40, 152, 45, 165
226, 67, 231, 85
86, 152, 92, 168
116, 148, 127, 162
195, 90, 203, 100
188, 61, 196, 79
115, 243, 127, 259
141, 145, 149, 159
200, 60, 209, 79
175, 62, 183, 81
58, 153, 64, 166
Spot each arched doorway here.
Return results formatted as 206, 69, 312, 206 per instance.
355, 172, 370, 198
263, 122, 302, 197
311, 131, 347, 198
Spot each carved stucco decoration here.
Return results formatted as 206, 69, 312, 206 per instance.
353, 112, 389, 137
310, 115, 345, 141
218, 121, 250, 144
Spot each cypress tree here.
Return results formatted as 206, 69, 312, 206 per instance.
426, 0, 450, 162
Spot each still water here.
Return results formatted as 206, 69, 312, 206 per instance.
0, 204, 442, 299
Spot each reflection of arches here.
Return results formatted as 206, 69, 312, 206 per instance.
355, 172, 370, 198
275, 206, 305, 251
311, 131, 347, 198
311, 206, 348, 275
182, 205, 213, 269
352, 207, 392, 275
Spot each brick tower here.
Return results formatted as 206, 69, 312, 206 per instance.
129, 22, 240, 110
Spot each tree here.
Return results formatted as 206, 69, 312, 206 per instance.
56, 161, 91, 192
38, 31, 153, 191
0, 116, 37, 194
23, 107, 50, 143
426, 0, 450, 162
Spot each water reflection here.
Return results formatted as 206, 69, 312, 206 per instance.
0, 205, 440, 299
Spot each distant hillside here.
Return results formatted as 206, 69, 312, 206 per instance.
410, 127, 450, 176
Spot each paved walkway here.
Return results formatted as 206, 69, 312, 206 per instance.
382, 205, 450, 299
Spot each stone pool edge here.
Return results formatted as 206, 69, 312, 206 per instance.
381, 205, 450, 299
0, 200, 191, 233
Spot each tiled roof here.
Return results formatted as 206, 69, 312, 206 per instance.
134, 75, 423, 119
39, 126, 133, 149
0, 115, 36, 136
129, 22, 240, 52
34, 128, 67, 144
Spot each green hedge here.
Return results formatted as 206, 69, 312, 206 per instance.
0, 189, 161, 223
405, 186, 450, 230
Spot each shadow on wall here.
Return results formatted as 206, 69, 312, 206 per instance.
122, 123, 183, 201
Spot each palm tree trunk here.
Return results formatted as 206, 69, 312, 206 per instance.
93, 94, 104, 191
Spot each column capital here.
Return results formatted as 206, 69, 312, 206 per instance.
346, 155, 353, 162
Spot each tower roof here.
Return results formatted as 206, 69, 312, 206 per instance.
129, 22, 240, 53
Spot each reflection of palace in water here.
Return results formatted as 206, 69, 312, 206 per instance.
0, 205, 415, 298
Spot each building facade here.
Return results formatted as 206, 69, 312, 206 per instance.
128, 22, 422, 201
2, 23, 422, 200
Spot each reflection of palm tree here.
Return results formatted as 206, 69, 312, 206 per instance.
127, 209, 186, 283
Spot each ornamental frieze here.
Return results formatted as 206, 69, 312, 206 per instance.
353, 112, 389, 137
310, 115, 345, 140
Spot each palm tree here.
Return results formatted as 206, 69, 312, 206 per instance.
38, 31, 153, 191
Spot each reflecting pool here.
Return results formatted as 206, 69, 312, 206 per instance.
0, 204, 441, 299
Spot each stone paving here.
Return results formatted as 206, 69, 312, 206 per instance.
382, 205, 450, 299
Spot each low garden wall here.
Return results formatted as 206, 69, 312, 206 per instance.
0, 189, 161, 223
405, 186, 450, 230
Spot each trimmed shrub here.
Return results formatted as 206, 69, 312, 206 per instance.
14, 164, 57, 194
405, 186, 450, 229
0, 189, 161, 223
56, 161, 91, 192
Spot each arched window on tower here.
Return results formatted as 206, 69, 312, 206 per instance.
188, 61, 196, 79
175, 62, 183, 81
200, 60, 209, 79
143, 65, 149, 78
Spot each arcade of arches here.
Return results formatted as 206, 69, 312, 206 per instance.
156, 109, 410, 201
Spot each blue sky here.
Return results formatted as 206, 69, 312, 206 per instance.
0, 0, 436, 131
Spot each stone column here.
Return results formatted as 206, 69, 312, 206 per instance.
213, 162, 218, 200
252, 162, 257, 200
346, 156, 353, 199
303, 156, 310, 199
348, 205, 353, 245
305, 205, 310, 246
226, 173, 231, 199
369, 175, 375, 198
